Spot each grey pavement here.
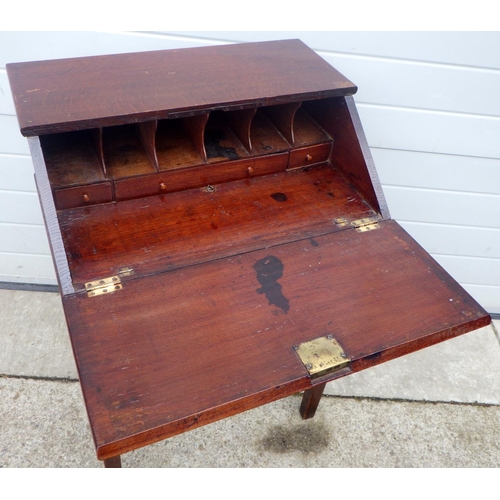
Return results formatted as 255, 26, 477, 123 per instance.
1, 288, 499, 467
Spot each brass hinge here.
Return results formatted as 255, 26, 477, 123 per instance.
351, 217, 380, 232
85, 267, 134, 297
334, 217, 350, 227
294, 335, 351, 378
335, 217, 380, 232
85, 276, 122, 297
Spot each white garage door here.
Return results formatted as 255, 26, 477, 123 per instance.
0, 31, 498, 313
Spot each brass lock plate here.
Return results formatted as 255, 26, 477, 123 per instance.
294, 335, 350, 378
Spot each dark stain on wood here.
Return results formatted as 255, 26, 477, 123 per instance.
271, 192, 288, 202
364, 351, 382, 361
253, 255, 290, 313
310, 238, 319, 247
205, 129, 239, 160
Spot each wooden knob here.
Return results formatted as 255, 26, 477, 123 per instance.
306, 154, 313, 162
247, 166, 254, 174
82, 193, 90, 202
159, 182, 167, 191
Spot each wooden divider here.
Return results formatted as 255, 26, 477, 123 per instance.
262, 102, 301, 146
40, 99, 340, 209
91, 128, 106, 174
137, 121, 159, 171
182, 114, 209, 164
225, 108, 257, 153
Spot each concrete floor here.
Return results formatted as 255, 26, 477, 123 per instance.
1, 288, 499, 468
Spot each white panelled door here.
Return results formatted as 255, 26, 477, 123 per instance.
0, 31, 498, 312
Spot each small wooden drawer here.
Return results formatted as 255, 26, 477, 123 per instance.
288, 142, 331, 170
54, 182, 113, 210
115, 153, 289, 201
114, 174, 174, 201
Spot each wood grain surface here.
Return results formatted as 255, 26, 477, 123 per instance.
14, 40, 490, 466
7, 40, 357, 136
304, 97, 390, 219
58, 165, 377, 288
63, 220, 489, 459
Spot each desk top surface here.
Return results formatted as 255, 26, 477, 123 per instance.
62, 219, 489, 459
7, 39, 357, 136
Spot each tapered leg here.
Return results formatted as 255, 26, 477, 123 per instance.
103, 455, 122, 468
299, 383, 327, 420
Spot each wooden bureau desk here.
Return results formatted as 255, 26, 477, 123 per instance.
7, 40, 490, 467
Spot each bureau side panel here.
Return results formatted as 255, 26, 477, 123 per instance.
305, 96, 390, 219
28, 136, 74, 295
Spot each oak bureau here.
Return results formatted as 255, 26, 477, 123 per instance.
7, 40, 490, 467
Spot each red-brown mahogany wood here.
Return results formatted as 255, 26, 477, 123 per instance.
300, 383, 327, 420
103, 456, 122, 468
304, 97, 390, 219
7, 40, 357, 136
63, 220, 489, 459
10, 40, 490, 467
58, 165, 376, 289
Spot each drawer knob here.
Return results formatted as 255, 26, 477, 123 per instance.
159, 182, 167, 191
82, 193, 90, 203
247, 166, 254, 175
306, 154, 313, 162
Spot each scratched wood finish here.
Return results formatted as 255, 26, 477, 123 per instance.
58, 165, 376, 288
63, 220, 489, 459
7, 40, 357, 137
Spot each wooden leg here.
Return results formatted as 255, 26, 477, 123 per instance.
299, 383, 326, 420
103, 455, 122, 468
